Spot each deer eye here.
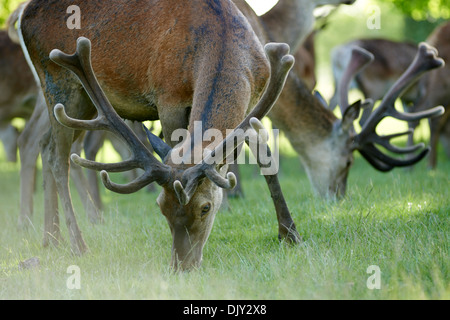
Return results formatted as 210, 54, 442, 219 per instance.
201, 203, 211, 216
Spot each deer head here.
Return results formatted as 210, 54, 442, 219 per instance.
50, 38, 294, 271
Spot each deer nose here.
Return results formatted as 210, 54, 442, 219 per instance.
170, 228, 204, 272
171, 249, 203, 272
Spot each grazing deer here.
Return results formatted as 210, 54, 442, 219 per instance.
409, 21, 450, 168
329, 39, 420, 114
0, 29, 36, 162
17, 0, 299, 270
234, 1, 445, 198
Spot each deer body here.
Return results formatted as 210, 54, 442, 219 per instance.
22, 0, 268, 127
19, 0, 297, 270
234, 0, 443, 198
411, 22, 450, 168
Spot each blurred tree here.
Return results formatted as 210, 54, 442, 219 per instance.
0, 0, 22, 27
379, 0, 448, 43
381, 0, 449, 21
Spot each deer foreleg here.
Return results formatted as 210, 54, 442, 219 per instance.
246, 139, 301, 244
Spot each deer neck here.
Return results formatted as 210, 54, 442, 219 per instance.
261, 0, 316, 52
270, 72, 337, 155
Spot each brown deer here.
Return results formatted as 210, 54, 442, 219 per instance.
17, 0, 299, 270
0, 29, 36, 162
7, 0, 351, 224
409, 21, 450, 168
329, 39, 420, 114
234, 1, 445, 197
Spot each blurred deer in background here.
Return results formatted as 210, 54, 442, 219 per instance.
235, 1, 444, 197
408, 21, 450, 168
16, 0, 299, 271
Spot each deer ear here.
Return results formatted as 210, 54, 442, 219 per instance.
341, 100, 362, 132
143, 125, 172, 160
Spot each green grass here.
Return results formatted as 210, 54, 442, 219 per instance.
0, 143, 448, 300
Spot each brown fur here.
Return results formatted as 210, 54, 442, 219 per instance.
234, 0, 352, 197
0, 30, 36, 121
0, 29, 37, 163
20, 0, 274, 269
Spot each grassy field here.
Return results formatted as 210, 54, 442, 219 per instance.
0, 139, 448, 300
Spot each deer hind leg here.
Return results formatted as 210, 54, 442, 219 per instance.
428, 116, 442, 169
40, 129, 62, 247
429, 107, 450, 168
41, 84, 95, 255
17, 91, 48, 228
440, 113, 450, 159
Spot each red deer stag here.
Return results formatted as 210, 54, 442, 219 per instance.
409, 21, 450, 168
6, 0, 354, 222
235, 1, 444, 197
18, 0, 299, 270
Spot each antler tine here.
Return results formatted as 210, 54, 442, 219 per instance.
353, 43, 445, 170
338, 46, 374, 116
50, 37, 171, 193
365, 130, 425, 154
174, 43, 295, 205
359, 43, 445, 139
359, 145, 430, 172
